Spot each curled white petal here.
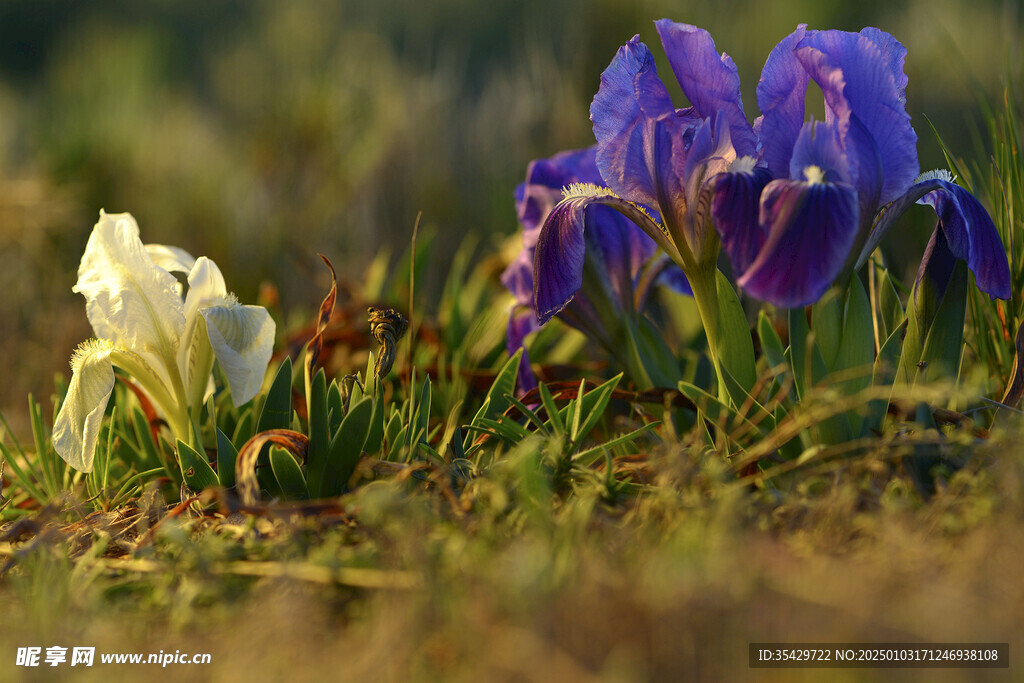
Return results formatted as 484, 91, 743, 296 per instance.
73, 211, 185, 389
184, 257, 228, 325
146, 243, 197, 277
202, 303, 276, 406
52, 339, 115, 473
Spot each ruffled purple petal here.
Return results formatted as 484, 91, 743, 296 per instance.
591, 37, 682, 209
919, 181, 1011, 300
754, 25, 810, 179
654, 19, 757, 159
795, 29, 918, 206
516, 148, 602, 233
738, 177, 860, 307
709, 166, 772, 274
857, 27, 909, 104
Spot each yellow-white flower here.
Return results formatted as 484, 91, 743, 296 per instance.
52, 211, 275, 472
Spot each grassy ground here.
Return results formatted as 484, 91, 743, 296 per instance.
2, 409, 1022, 680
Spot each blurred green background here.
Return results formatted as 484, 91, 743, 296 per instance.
0, 0, 1020, 431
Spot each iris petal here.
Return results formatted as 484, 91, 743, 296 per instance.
788, 120, 852, 184
146, 243, 196, 277
795, 29, 918, 205
919, 181, 1011, 300
589, 204, 658, 303
501, 249, 535, 307
201, 303, 276, 405
533, 201, 588, 325
178, 257, 231, 404
184, 257, 229, 320
681, 112, 736, 188
655, 19, 757, 159
856, 176, 950, 266
857, 27, 909, 104
709, 166, 773, 274
52, 339, 116, 473
506, 306, 539, 393
754, 25, 810, 179
516, 148, 601, 233
738, 178, 860, 307
591, 37, 682, 209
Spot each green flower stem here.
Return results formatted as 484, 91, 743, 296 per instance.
660, 211, 754, 404
686, 265, 757, 407
110, 349, 191, 448
687, 267, 729, 403
185, 318, 216, 431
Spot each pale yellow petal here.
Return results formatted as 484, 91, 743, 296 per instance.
52, 339, 115, 473
202, 303, 276, 406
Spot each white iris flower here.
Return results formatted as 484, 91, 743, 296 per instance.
52, 211, 276, 472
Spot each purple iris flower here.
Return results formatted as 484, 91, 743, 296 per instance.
734, 25, 1010, 305
536, 20, 1010, 316
532, 20, 763, 321
502, 146, 689, 390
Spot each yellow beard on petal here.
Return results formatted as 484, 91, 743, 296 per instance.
803, 165, 827, 185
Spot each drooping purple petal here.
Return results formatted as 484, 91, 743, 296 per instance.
738, 177, 860, 308
591, 37, 682, 209
919, 181, 1011, 300
533, 200, 589, 324
915, 224, 958, 303
501, 249, 535, 307
507, 306, 540, 393
795, 29, 919, 206
533, 190, 672, 324
508, 146, 663, 312
654, 19, 757, 159
754, 25, 809, 179
709, 165, 773, 275
855, 176, 950, 267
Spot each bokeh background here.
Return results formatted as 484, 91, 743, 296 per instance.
0, 0, 1020, 432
